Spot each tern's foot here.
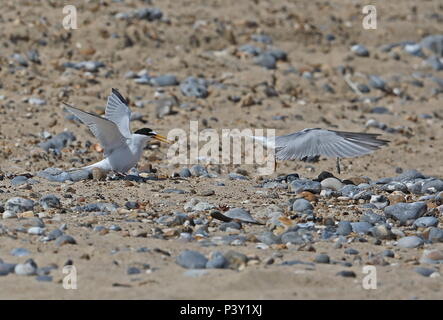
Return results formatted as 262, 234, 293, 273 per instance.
108, 171, 127, 180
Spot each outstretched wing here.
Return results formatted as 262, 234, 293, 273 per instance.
64, 103, 127, 157
104, 88, 132, 139
274, 128, 389, 161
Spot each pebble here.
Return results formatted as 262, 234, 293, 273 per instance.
5, 197, 34, 213
320, 178, 344, 191
15, 259, 38, 276
180, 77, 208, 98
35, 275, 53, 282
420, 249, 443, 265
256, 232, 281, 245
11, 176, 29, 186
55, 235, 77, 246
149, 75, 178, 87
0, 263, 16, 276
351, 222, 372, 235
176, 250, 208, 269
179, 168, 192, 178
253, 53, 276, 69
39, 194, 61, 210
10, 248, 30, 257
127, 267, 141, 275
351, 44, 369, 57
426, 56, 443, 71
384, 202, 427, 223
414, 267, 438, 278
62, 61, 105, 72
368, 75, 386, 91
190, 165, 208, 177
344, 248, 359, 255
27, 227, 45, 235
292, 198, 314, 215
281, 231, 304, 245
413, 217, 438, 228
397, 236, 424, 248
336, 270, 356, 278
289, 179, 321, 194
314, 254, 330, 264
206, 251, 229, 269
370, 224, 395, 240
224, 251, 248, 270
428, 227, 443, 243
336, 221, 352, 236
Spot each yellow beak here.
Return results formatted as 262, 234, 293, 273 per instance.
152, 134, 173, 144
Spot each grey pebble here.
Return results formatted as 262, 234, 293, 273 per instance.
5, 197, 34, 213
351, 44, 369, 57
414, 267, 437, 277
149, 74, 178, 87
38, 131, 76, 154
190, 165, 208, 177
253, 53, 276, 69
336, 221, 352, 236
39, 194, 61, 210
180, 77, 208, 98
290, 179, 321, 194
344, 248, 359, 255
397, 236, 424, 248
55, 235, 77, 246
281, 231, 304, 245
426, 56, 443, 71
336, 270, 356, 278
256, 231, 281, 245
206, 251, 229, 269
10, 248, 30, 257
15, 259, 38, 276
223, 208, 259, 224
314, 254, 330, 264
62, 61, 105, 72
384, 202, 427, 223
11, 176, 29, 186
176, 250, 208, 269
428, 227, 443, 243
179, 168, 192, 178
0, 263, 16, 276
413, 217, 438, 228
35, 275, 53, 282
127, 267, 141, 275
351, 222, 372, 235
292, 198, 314, 215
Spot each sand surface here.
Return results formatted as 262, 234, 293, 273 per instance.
0, 0, 442, 299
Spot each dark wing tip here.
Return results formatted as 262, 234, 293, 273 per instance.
111, 88, 129, 105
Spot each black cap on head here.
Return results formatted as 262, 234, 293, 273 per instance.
134, 128, 155, 136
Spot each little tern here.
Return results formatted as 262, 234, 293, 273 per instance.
64, 88, 171, 173
253, 128, 389, 173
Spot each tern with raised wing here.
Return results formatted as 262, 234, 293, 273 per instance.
64, 88, 171, 173
252, 128, 389, 173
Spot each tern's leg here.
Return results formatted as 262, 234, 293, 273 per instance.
336, 157, 341, 175
110, 170, 127, 179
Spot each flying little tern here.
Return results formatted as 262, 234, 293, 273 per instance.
252, 128, 389, 173
64, 88, 171, 173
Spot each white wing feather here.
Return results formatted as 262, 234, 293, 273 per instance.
105, 88, 132, 139
64, 103, 127, 157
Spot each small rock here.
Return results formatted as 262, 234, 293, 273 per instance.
397, 236, 424, 248
314, 254, 330, 264
55, 235, 77, 246
176, 250, 208, 269
15, 259, 37, 276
